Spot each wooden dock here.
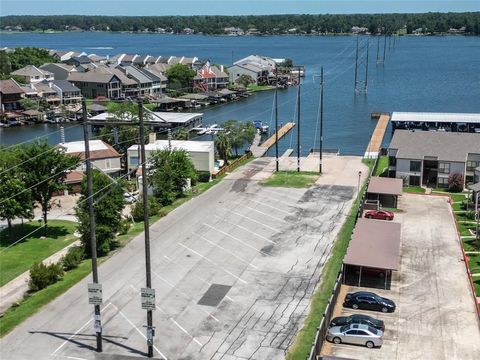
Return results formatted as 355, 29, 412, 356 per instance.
364, 114, 390, 159
250, 122, 295, 157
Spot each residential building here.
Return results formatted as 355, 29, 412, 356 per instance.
11, 65, 54, 84
68, 69, 122, 99
50, 50, 81, 62
32, 81, 60, 106
388, 130, 480, 188
228, 63, 269, 85
0, 79, 25, 111
40, 63, 78, 80
116, 65, 154, 96
233, 54, 276, 71
196, 63, 229, 90
50, 80, 82, 104
127, 139, 214, 174
145, 62, 170, 74
64, 55, 95, 67
141, 67, 168, 93
109, 53, 139, 66
224, 27, 244, 36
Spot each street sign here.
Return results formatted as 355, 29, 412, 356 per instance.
88, 283, 103, 305
141, 288, 156, 311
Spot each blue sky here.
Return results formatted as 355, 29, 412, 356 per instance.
1, 1, 479, 16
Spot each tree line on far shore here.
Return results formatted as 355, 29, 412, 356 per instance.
1, 13, 479, 35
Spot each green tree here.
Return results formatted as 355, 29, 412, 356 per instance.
75, 170, 125, 256
0, 173, 34, 231
223, 120, 256, 156
0, 51, 12, 75
149, 149, 197, 205
7, 47, 57, 71
171, 128, 189, 140
215, 133, 231, 164
19, 142, 80, 233
236, 74, 254, 87
165, 64, 196, 90
19, 98, 39, 111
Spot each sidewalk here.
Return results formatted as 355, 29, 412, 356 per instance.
0, 240, 81, 315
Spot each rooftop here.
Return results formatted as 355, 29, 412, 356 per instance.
90, 111, 203, 124
11, 65, 53, 78
129, 140, 213, 153
389, 130, 480, 162
367, 177, 403, 196
391, 112, 480, 124
57, 140, 121, 160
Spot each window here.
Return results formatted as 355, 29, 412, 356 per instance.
410, 161, 421, 172
105, 158, 111, 169
438, 162, 450, 174
346, 330, 358, 335
389, 156, 396, 166
356, 331, 368, 336
467, 160, 477, 172
409, 175, 420, 186
130, 156, 139, 166
437, 177, 448, 187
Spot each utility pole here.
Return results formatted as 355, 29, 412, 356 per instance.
476, 192, 480, 246
354, 36, 359, 90
364, 37, 370, 92
275, 73, 279, 172
383, 34, 387, 63
82, 99, 102, 353
297, 67, 301, 172
319, 66, 324, 174
138, 101, 155, 358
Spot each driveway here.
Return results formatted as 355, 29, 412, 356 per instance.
323, 194, 480, 359
0, 156, 366, 360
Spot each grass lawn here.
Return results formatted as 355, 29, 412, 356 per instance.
0, 220, 77, 287
403, 186, 426, 194
373, 156, 389, 177
286, 179, 369, 360
0, 259, 94, 337
260, 171, 320, 188
247, 84, 275, 92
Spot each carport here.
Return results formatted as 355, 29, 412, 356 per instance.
343, 218, 401, 289
366, 176, 403, 208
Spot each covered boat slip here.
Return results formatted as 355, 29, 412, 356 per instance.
391, 111, 480, 133
343, 218, 401, 290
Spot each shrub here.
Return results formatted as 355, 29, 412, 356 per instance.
118, 219, 131, 235
28, 262, 64, 292
131, 196, 161, 222
196, 171, 211, 183
61, 246, 85, 271
448, 173, 464, 193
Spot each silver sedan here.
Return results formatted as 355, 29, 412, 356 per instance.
326, 323, 383, 348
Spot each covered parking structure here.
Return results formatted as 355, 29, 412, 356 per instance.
366, 176, 403, 209
343, 219, 401, 290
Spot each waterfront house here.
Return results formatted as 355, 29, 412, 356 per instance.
57, 140, 122, 193
32, 81, 60, 106
233, 54, 276, 71
64, 55, 95, 67
50, 80, 82, 104
0, 79, 25, 112
68, 70, 122, 99
109, 53, 140, 66
11, 65, 54, 84
87, 54, 108, 63
224, 27, 244, 36
388, 130, 480, 188
116, 65, 154, 96
196, 63, 229, 90
228, 63, 269, 85
40, 63, 78, 80
50, 50, 81, 62
145, 62, 170, 74
141, 67, 168, 94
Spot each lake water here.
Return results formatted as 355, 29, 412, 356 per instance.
1, 32, 479, 155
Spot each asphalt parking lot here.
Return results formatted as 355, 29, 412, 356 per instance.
322, 193, 480, 360
0, 156, 367, 360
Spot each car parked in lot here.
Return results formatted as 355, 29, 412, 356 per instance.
326, 323, 383, 348
329, 314, 385, 331
343, 291, 396, 313
364, 209, 394, 220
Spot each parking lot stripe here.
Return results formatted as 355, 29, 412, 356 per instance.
247, 198, 293, 215
194, 232, 259, 269
213, 214, 275, 244
170, 319, 203, 347
228, 210, 280, 232
260, 188, 301, 202
151, 269, 220, 322
236, 203, 287, 223
110, 303, 168, 360
178, 243, 247, 284
254, 193, 295, 207
203, 223, 272, 257
163, 255, 214, 288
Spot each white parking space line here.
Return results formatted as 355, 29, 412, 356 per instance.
178, 243, 248, 284
331, 343, 370, 352
170, 319, 203, 347
260, 188, 302, 202
213, 214, 275, 244
193, 232, 259, 270
51, 302, 113, 356
64, 356, 88, 360
226, 210, 280, 232
151, 269, 220, 322
203, 223, 272, 257
254, 193, 296, 208
110, 303, 168, 360
246, 198, 293, 215
163, 255, 214, 288
236, 203, 287, 223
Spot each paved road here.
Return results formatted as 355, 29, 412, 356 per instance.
0, 157, 365, 360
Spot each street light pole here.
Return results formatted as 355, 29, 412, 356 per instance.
319, 66, 324, 174
82, 99, 102, 353
357, 170, 362, 208
297, 66, 301, 172
275, 72, 279, 172
476, 192, 479, 245
138, 101, 154, 358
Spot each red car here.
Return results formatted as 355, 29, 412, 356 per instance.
364, 209, 394, 220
